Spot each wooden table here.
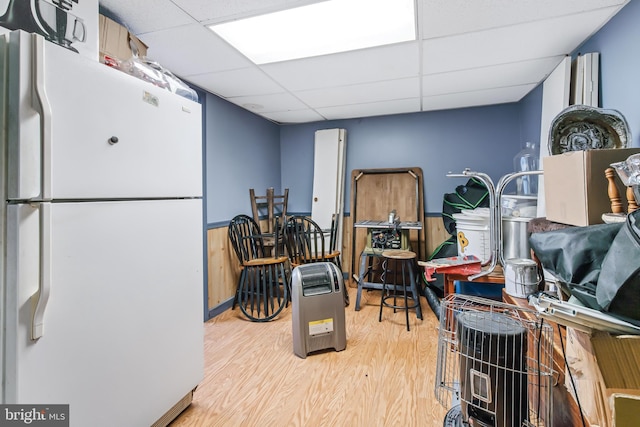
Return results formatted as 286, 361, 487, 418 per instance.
441, 265, 505, 297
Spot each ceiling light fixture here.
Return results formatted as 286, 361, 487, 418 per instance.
208, 0, 416, 64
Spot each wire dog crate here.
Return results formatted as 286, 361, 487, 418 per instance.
435, 294, 554, 427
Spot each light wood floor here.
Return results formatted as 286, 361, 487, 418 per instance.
170, 285, 449, 427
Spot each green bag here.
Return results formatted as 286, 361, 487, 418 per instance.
442, 178, 489, 235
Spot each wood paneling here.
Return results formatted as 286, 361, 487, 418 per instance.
425, 216, 451, 259
206, 227, 238, 309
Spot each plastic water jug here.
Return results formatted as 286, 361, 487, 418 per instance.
513, 142, 539, 195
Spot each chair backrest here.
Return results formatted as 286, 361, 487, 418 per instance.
228, 214, 267, 264
285, 215, 333, 266
249, 188, 288, 235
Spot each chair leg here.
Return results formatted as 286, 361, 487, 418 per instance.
379, 259, 388, 323
378, 257, 420, 331
355, 253, 372, 311
232, 268, 246, 310
402, 261, 410, 331
260, 265, 268, 318
392, 259, 399, 313
328, 258, 349, 307
409, 262, 423, 320
238, 263, 288, 322
284, 261, 292, 306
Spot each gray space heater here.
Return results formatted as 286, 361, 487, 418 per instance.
292, 263, 346, 359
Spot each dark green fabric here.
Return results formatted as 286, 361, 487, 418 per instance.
428, 235, 458, 260
442, 178, 490, 236
529, 222, 623, 310
529, 222, 622, 288
597, 210, 640, 320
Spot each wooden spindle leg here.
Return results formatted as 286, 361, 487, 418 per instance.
627, 186, 639, 213
605, 168, 623, 214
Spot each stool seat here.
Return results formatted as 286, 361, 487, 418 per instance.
378, 250, 422, 331
381, 249, 416, 260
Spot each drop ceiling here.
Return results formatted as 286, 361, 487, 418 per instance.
98, 0, 629, 124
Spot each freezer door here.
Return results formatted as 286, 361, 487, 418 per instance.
7, 32, 202, 201
4, 199, 204, 426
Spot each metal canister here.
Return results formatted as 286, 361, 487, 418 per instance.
504, 258, 539, 298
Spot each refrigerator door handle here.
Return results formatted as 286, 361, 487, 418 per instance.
31, 202, 52, 340
31, 34, 53, 200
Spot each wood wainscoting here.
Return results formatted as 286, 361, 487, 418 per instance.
206, 226, 239, 310
206, 215, 451, 314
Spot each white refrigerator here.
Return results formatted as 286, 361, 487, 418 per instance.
0, 31, 204, 426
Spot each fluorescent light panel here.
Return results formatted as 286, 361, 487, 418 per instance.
209, 0, 416, 64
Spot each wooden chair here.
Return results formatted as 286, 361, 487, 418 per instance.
249, 187, 289, 237
228, 214, 290, 322
285, 215, 348, 305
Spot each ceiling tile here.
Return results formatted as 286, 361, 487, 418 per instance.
261, 109, 326, 124
422, 6, 624, 74
138, 24, 253, 77
422, 56, 565, 97
172, 0, 327, 25
261, 42, 420, 91
316, 98, 421, 120
225, 93, 310, 113
422, 84, 537, 111
421, 0, 628, 38
185, 67, 285, 97
99, 0, 195, 34
295, 78, 419, 108
97, 0, 629, 123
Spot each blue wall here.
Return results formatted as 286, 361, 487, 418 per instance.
280, 104, 523, 215
518, 84, 542, 150
204, 95, 281, 225
204, 0, 640, 226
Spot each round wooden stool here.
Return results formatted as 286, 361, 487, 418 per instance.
378, 249, 423, 331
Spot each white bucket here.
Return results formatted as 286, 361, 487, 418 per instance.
504, 258, 540, 298
454, 212, 491, 263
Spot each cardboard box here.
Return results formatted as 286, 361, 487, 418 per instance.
543, 148, 640, 226
0, 0, 98, 61
565, 328, 640, 427
98, 14, 147, 64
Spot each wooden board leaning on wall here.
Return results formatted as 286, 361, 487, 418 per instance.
349, 167, 426, 281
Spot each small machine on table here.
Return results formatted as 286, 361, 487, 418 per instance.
352, 215, 422, 310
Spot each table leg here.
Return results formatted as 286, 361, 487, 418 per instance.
444, 275, 456, 297
355, 253, 369, 311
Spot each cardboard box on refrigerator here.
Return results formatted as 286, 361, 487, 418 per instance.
98, 14, 147, 65
543, 148, 640, 226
